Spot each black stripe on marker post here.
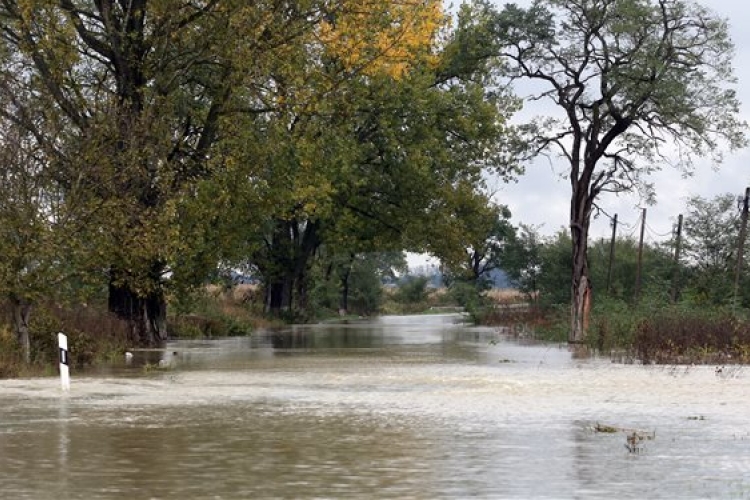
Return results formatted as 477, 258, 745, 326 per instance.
59, 347, 68, 366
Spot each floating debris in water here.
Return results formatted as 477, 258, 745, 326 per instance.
594, 423, 619, 433
591, 422, 655, 453
626, 431, 644, 453
625, 430, 655, 453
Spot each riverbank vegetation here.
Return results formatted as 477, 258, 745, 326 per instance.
0, 1, 747, 375
465, 209, 750, 364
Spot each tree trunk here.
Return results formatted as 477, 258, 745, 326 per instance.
339, 254, 355, 316
265, 276, 293, 316
569, 186, 593, 343
10, 296, 32, 364
261, 219, 320, 317
109, 265, 167, 346
292, 221, 319, 314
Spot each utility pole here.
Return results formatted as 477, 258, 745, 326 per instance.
671, 214, 683, 304
606, 214, 618, 295
634, 208, 646, 303
734, 187, 750, 308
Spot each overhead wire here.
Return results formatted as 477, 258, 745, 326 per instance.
645, 220, 674, 239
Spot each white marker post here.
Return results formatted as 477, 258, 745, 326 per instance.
58, 332, 70, 391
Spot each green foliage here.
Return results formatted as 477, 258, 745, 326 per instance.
441, 201, 516, 287
588, 296, 644, 351
530, 228, 674, 308
213, 0, 519, 317
16, 305, 129, 369
0, 0, 518, 343
395, 276, 431, 305
502, 223, 543, 300
347, 260, 385, 316
536, 230, 573, 307
588, 235, 674, 302
448, 281, 486, 310
447, 280, 499, 324
308, 252, 403, 318
168, 289, 255, 338
0, 1, 372, 343
494, 0, 746, 171
0, 0, 521, 349
0, 324, 28, 378
680, 193, 749, 306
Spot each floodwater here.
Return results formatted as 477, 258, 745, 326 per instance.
1, 315, 749, 499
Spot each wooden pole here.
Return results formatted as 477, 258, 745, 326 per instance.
671, 214, 683, 303
606, 214, 618, 295
634, 208, 646, 303
734, 187, 750, 308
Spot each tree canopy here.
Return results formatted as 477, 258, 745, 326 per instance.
0, 0, 522, 345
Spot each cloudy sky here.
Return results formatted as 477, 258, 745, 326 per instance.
494, 0, 750, 245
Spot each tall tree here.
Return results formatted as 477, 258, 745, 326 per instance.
491, 0, 746, 341
0, 123, 72, 362
0, 51, 112, 361
0, 1, 328, 344
195, 0, 450, 317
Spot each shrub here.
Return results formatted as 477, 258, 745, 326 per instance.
395, 276, 430, 304
634, 309, 750, 364
168, 287, 258, 338
28, 306, 130, 368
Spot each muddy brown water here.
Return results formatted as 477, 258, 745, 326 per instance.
1, 314, 749, 499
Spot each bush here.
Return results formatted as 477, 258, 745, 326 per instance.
168, 287, 258, 338
28, 306, 130, 368
588, 297, 643, 351
395, 276, 430, 304
0, 327, 26, 378
448, 282, 485, 311
634, 309, 750, 364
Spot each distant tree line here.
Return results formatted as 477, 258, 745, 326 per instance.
490, 193, 750, 311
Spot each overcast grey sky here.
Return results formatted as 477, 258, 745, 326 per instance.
495, 0, 750, 244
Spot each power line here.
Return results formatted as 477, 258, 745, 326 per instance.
645, 221, 674, 239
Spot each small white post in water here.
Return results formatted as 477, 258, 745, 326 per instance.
58, 332, 70, 391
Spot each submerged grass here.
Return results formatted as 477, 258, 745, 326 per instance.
0, 287, 276, 378
0, 303, 132, 378
633, 309, 750, 365
479, 292, 750, 365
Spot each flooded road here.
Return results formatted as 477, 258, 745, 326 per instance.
1, 314, 749, 499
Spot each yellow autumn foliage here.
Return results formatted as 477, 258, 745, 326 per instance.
319, 0, 446, 78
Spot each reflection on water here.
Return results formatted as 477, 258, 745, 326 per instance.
1, 314, 749, 499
